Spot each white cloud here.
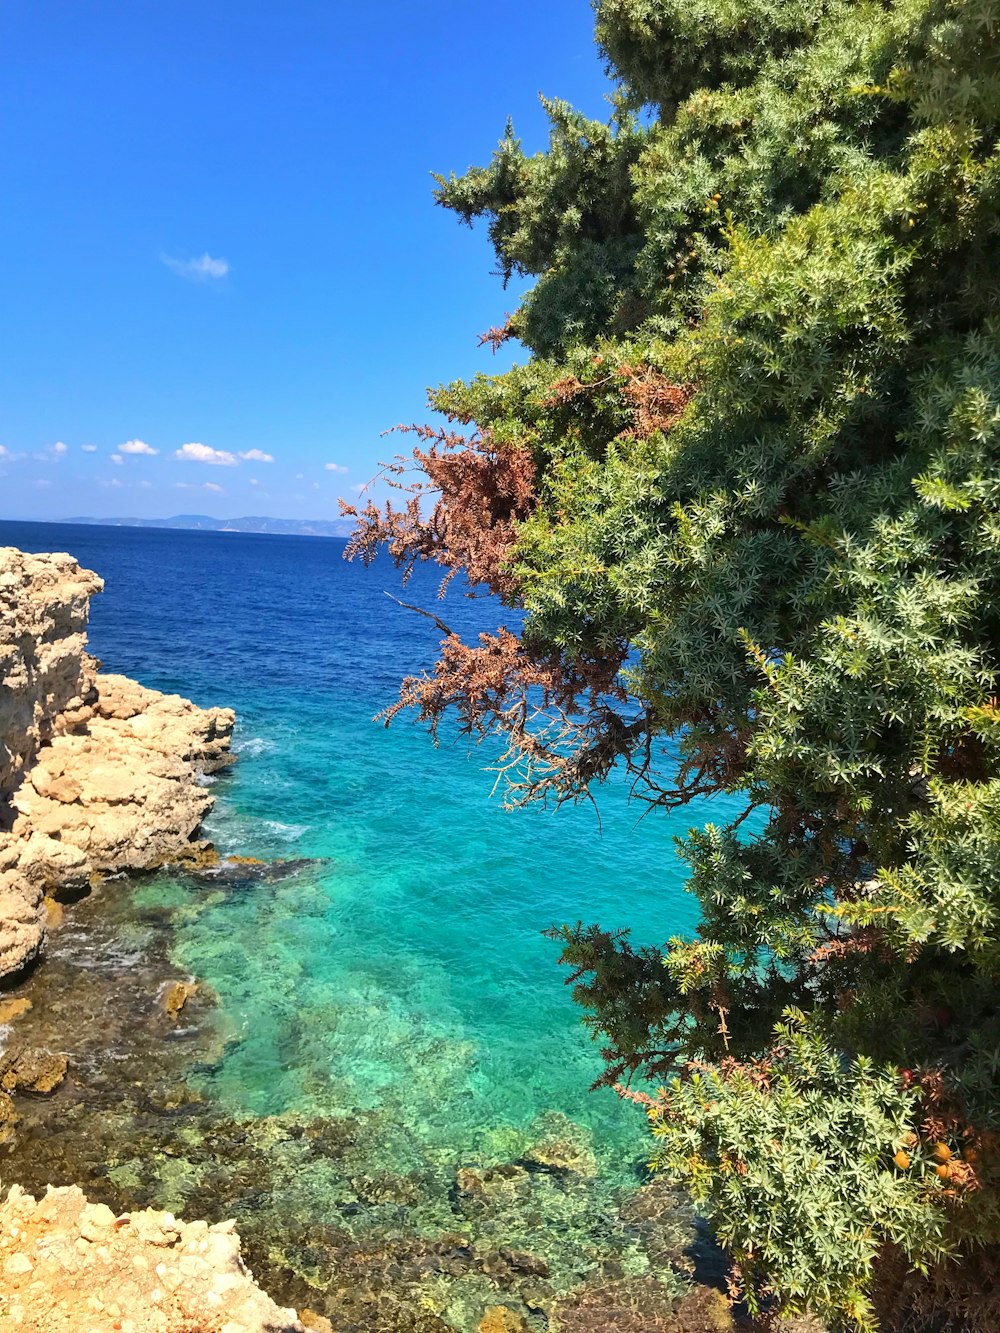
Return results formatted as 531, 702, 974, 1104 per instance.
249, 478, 259, 486
0, 446, 7, 458
138, 480, 153, 489
120, 439, 158, 456
35, 478, 52, 487
175, 481, 225, 493
204, 482, 224, 493
52, 441, 68, 456
81, 444, 98, 453
174, 442, 238, 466
324, 462, 348, 474
162, 252, 229, 280
111, 453, 124, 464
100, 477, 124, 489
239, 449, 273, 463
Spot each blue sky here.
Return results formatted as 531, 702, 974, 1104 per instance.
0, 0, 614, 521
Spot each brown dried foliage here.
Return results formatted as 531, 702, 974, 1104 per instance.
341, 425, 537, 602
478, 314, 516, 353
618, 366, 693, 439
381, 627, 637, 806
542, 374, 589, 407
343, 365, 693, 804
540, 363, 693, 444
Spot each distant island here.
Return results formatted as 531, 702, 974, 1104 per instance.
61, 514, 354, 538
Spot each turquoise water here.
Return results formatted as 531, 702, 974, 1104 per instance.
3, 519, 743, 1176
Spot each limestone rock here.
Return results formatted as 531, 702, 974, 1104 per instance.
0, 547, 103, 796
0, 994, 32, 1024
0, 1044, 68, 1094
161, 978, 198, 1020
0, 1184, 305, 1333
0, 1090, 20, 1144
0, 547, 235, 978
478, 1307, 530, 1333
301, 1311, 335, 1333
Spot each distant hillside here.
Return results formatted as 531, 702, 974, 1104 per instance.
62, 514, 354, 538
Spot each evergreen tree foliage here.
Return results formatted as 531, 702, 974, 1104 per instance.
345, 1, 1000, 1325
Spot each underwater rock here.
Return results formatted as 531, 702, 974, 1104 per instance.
477, 1307, 530, 1333
0, 994, 32, 1023
43, 894, 64, 926
0, 1090, 19, 1144
0, 1043, 67, 1094
521, 1112, 598, 1178
455, 1163, 532, 1210
499, 1248, 550, 1278
160, 977, 198, 1020
550, 1277, 731, 1333
205, 855, 325, 885
0, 1183, 305, 1332
350, 1170, 425, 1207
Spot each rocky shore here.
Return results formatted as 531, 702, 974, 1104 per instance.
0, 546, 299, 1329
0, 545, 235, 978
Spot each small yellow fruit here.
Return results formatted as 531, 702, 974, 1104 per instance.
935, 1163, 951, 1180
932, 1142, 952, 1164
893, 1150, 911, 1170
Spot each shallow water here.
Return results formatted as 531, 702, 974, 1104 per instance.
0, 519, 741, 1323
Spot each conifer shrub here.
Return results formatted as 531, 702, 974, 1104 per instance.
345, 0, 1000, 1325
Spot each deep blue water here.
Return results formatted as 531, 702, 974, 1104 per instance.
1, 519, 742, 1174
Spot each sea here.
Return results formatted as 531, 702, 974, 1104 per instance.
0, 518, 743, 1324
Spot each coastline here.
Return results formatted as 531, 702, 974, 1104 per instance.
0, 545, 302, 1330
0, 542, 723, 1331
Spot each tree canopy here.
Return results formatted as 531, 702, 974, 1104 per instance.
344, 0, 1000, 1326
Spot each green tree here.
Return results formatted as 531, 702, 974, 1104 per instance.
344, 0, 1000, 1326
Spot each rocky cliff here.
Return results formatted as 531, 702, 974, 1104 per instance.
0, 545, 235, 978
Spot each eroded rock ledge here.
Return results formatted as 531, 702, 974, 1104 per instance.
0, 1184, 305, 1332
0, 544, 235, 978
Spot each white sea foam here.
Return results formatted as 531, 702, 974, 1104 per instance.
262, 820, 308, 842
234, 736, 275, 758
